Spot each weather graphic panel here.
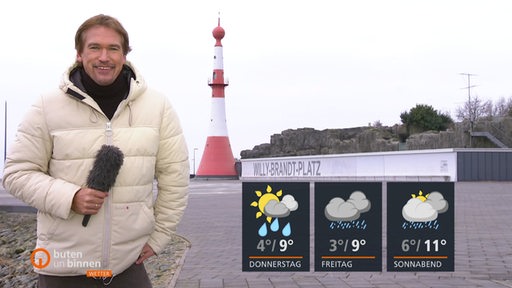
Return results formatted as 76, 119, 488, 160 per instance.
314, 182, 382, 271
386, 182, 454, 271
242, 182, 310, 271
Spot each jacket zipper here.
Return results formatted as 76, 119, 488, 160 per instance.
105, 122, 113, 145
102, 121, 113, 270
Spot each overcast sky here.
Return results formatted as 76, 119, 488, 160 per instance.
1, 0, 512, 173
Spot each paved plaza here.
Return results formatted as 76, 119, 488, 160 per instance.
173, 180, 512, 288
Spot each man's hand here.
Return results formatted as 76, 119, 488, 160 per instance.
71, 187, 108, 215
136, 243, 156, 264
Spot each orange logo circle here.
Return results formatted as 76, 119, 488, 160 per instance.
31, 248, 51, 269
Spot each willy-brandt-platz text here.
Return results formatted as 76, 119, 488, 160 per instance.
252, 160, 321, 177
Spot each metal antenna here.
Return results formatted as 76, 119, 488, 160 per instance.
460, 73, 477, 147
460, 73, 477, 103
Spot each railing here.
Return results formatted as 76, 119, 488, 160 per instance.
488, 122, 512, 148
470, 131, 507, 148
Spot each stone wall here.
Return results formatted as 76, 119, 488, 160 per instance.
240, 118, 512, 159
241, 126, 400, 158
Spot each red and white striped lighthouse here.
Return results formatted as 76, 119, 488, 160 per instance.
196, 17, 238, 179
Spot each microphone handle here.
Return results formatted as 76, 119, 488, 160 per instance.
82, 215, 91, 227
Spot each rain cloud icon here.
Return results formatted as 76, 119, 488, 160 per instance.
324, 191, 371, 222
402, 191, 448, 222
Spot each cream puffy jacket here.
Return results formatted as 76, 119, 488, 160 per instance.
3, 62, 189, 276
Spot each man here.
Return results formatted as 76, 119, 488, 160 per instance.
3, 14, 189, 287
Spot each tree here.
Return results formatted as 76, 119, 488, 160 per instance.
493, 97, 507, 117
455, 95, 490, 122
400, 104, 453, 135
487, 96, 512, 118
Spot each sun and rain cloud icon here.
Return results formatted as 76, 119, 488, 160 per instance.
250, 185, 299, 237
401, 190, 449, 229
324, 191, 371, 230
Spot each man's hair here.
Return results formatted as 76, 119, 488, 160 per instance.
75, 14, 132, 56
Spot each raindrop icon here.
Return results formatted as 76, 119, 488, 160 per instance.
282, 223, 291, 237
258, 223, 268, 237
270, 218, 279, 232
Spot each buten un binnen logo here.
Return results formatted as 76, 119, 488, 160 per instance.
29, 247, 110, 277
31, 248, 51, 269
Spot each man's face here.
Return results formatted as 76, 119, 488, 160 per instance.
76, 25, 126, 86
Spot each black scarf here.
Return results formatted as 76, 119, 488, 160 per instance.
80, 68, 130, 120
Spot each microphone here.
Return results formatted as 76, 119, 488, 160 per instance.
82, 145, 124, 227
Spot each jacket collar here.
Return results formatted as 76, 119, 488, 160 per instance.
60, 61, 143, 101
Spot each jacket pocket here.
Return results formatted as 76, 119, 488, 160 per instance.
110, 202, 155, 270
37, 211, 81, 243
111, 202, 155, 243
